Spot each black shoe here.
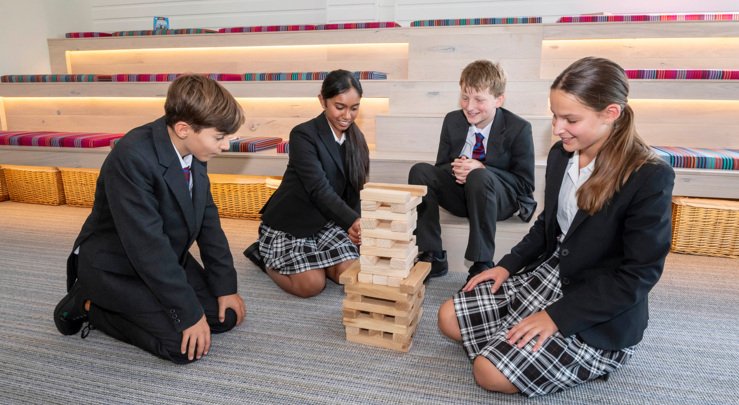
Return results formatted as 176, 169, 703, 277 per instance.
466, 261, 494, 282
243, 242, 266, 273
54, 281, 87, 336
418, 250, 448, 279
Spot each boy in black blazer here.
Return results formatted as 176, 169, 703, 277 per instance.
53, 74, 247, 364
409, 60, 536, 279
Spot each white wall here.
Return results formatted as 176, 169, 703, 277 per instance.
0, 0, 91, 75
0, 0, 738, 74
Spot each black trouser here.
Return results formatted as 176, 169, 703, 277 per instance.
408, 162, 517, 263
87, 257, 237, 364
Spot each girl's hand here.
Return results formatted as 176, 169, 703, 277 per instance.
507, 311, 558, 352
348, 218, 362, 245
462, 266, 510, 293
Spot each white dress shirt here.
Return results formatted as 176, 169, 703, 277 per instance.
557, 151, 595, 236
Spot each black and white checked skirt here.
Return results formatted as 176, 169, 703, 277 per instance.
453, 248, 634, 397
257, 222, 359, 275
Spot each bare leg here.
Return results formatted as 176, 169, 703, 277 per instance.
437, 298, 462, 341
266, 268, 327, 298
473, 356, 519, 394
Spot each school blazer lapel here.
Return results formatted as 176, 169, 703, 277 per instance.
450, 111, 470, 156
152, 118, 197, 235
546, 146, 571, 237
315, 113, 346, 176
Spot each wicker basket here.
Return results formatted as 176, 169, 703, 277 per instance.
0, 167, 9, 202
209, 174, 281, 220
59, 167, 100, 207
671, 197, 739, 258
1, 164, 66, 205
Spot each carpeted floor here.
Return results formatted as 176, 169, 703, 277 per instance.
0, 201, 737, 404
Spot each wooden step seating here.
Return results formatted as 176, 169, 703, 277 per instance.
339, 183, 431, 352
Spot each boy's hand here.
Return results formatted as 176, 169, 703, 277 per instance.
451, 157, 485, 184
218, 293, 246, 326
181, 315, 211, 361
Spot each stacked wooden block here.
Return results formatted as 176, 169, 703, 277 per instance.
340, 183, 431, 352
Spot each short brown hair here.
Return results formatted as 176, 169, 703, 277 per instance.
164, 74, 244, 134
459, 60, 506, 97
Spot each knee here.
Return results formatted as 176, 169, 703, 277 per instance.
409, 162, 434, 184
472, 356, 519, 394
293, 272, 326, 298
210, 308, 237, 334
465, 169, 497, 193
437, 299, 461, 341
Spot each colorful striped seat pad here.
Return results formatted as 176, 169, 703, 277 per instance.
625, 69, 739, 80
652, 146, 739, 170
0, 131, 123, 148
410, 17, 541, 26
228, 137, 283, 152
276, 141, 289, 154
558, 14, 739, 23
218, 25, 316, 33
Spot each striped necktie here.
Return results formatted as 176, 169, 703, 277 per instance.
472, 132, 486, 161
183, 166, 191, 184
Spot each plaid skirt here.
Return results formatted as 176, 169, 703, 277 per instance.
453, 248, 635, 397
257, 222, 359, 275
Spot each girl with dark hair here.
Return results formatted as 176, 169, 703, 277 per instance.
437, 57, 675, 396
244, 69, 370, 298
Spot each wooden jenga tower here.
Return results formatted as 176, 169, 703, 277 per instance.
339, 183, 431, 352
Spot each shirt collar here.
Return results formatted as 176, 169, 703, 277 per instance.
326, 117, 346, 145
170, 140, 193, 169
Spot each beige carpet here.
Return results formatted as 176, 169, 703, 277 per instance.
0, 201, 737, 404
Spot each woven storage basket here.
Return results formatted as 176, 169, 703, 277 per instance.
671, 197, 739, 258
2, 164, 65, 205
59, 167, 100, 207
209, 174, 281, 219
0, 167, 9, 202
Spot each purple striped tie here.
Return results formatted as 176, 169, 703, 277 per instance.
183, 166, 191, 184
472, 132, 486, 161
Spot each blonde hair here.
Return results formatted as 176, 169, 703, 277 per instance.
551, 57, 659, 215
459, 60, 506, 97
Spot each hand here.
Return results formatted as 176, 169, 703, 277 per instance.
507, 310, 558, 352
348, 218, 362, 245
181, 315, 210, 361
451, 157, 485, 184
462, 266, 510, 293
218, 293, 246, 326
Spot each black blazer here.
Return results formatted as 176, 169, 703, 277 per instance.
498, 141, 675, 350
261, 113, 361, 237
69, 117, 237, 332
436, 108, 536, 218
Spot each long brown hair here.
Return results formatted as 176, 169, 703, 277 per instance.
551, 57, 659, 215
320, 69, 370, 191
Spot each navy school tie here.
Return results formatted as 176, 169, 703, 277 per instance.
472, 132, 486, 161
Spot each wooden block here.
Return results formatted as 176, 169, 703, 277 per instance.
363, 237, 377, 247
391, 196, 422, 213
364, 182, 427, 197
363, 222, 414, 242
360, 187, 411, 204
390, 248, 416, 271
362, 265, 410, 278
361, 200, 380, 211
390, 219, 415, 233
360, 218, 379, 229
339, 260, 360, 285
360, 243, 417, 260
345, 282, 416, 304
376, 238, 396, 248
345, 327, 412, 352
400, 261, 431, 294
372, 274, 388, 285
360, 255, 380, 265
363, 208, 417, 222
358, 272, 373, 284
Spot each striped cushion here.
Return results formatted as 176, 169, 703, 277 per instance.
315, 22, 400, 30
652, 146, 739, 170
218, 25, 316, 33
228, 137, 283, 152
65, 32, 112, 38
112, 28, 217, 36
410, 17, 541, 26
626, 69, 739, 80
0, 131, 123, 148
558, 14, 739, 23
0, 74, 110, 83
110, 73, 181, 82
276, 141, 289, 154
